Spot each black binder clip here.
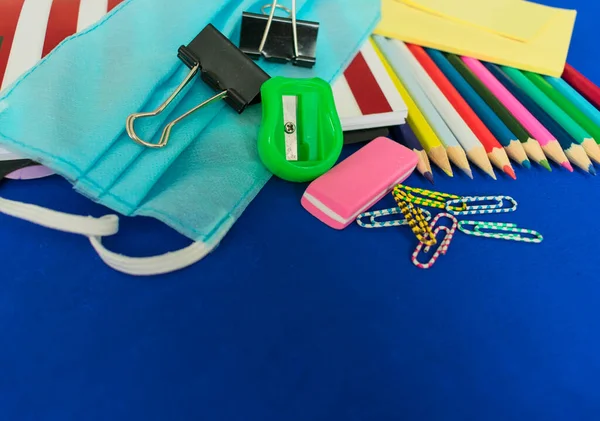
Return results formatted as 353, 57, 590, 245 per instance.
239, 0, 319, 68
126, 24, 270, 149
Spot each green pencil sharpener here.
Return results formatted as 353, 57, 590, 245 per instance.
258, 76, 343, 182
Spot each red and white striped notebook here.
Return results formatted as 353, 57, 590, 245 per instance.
332, 39, 408, 132
0, 0, 124, 162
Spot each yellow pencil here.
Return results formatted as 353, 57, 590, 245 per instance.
372, 39, 453, 177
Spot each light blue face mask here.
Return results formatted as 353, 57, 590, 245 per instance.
0, 0, 380, 275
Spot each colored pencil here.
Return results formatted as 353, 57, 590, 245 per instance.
377, 39, 474, 178
408, 45, 515, 179
503, 66, 600, 164
562, 63, 600, 111
428, 49, 530, 169
462, 57, 572, 171
488, 65, 594, 174
372, 38, 453, 177
372, 37, 459, 177
390, 124, 434, 184
399, 124, 434, 184
545, 75, 600, 129
525, 71, 600, 148
445, 54, 550, 171
376, 39, 492, 179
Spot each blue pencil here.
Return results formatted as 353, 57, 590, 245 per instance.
485, 63, 595, 175
544, 75, 600, 129
389, 124, 434, 184
425, 48, 530, 169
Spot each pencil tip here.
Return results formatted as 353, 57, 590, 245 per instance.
503, 165, 517, 180
561, 161, 574, 172
540, 160, 552, 172
463, 168, 474, 179
522, 160, 531, 169
589, 165, 597, 176
424, 172, 435, 184
443, 168, 454, 177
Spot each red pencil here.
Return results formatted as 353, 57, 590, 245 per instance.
562, 63, 600, 112
406, 44, 516, 179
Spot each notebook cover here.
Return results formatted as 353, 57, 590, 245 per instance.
332, 39, 408, 132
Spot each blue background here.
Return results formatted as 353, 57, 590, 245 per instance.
1, 0, 599, 419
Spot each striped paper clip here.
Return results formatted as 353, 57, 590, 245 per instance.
445, 195, 517, 216
393, 185, 467, 212
393, 194, 437, 247
458, 221, 543, 243
412, 213, 458, 269
356, 207, 433, 228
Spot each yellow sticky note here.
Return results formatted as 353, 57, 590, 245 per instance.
399, 0, 557, 42
374, 0, 576, 76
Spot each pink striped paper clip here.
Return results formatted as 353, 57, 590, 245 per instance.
411, 213, 458, 270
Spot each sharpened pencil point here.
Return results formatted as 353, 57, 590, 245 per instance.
589, 165, 597, 176
522, 160, 531, 169
424, 172, 435, 184
561, 162, 574, 172
540, 160, 552, 172
463, 168, 474, 179
442, 168, 454, 177
503, 165, 517, 180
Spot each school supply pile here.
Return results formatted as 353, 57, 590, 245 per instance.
0, 0, 598, 276
0, 0, 380, 275
298, 136, 543, 269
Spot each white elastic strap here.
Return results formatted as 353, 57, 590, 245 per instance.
0, 197, 212, 276
89, 238, 211, 276
0, 197, 119, 235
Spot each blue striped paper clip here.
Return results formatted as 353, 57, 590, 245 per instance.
445, 195, 517, 216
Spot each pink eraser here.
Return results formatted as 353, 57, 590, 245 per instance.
301, 136, 418, 229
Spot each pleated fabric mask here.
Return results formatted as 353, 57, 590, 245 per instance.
0, 0, 380, 275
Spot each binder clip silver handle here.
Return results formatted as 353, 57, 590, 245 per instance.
126, 63, 227, 149
259, 0, 299, 60
126, 24, 269, 149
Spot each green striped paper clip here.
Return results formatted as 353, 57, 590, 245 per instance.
458, 221, 543, 243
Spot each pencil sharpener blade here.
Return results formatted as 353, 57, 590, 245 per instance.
258, 77, 343, 182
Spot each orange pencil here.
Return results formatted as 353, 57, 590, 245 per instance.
406, 44, 516, 180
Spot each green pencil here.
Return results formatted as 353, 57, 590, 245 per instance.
445, 54, 550, 171
525, 70, 600, 148
503, 66, 600, 164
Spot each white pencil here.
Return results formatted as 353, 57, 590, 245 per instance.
377, 37, 496, 180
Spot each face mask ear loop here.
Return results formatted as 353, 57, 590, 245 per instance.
0, 197, 119, 236
0, 197, 214, 276
89, 238, 214, 276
